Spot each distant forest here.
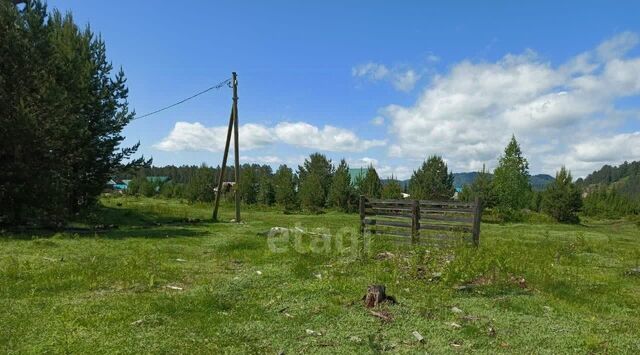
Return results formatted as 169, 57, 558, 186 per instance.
576, 161, 640, 217
120, 159, 640, 219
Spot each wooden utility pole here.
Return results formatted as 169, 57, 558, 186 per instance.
212, 107, 234, 221
232, 72, 241, 222
212, 72, 241, 222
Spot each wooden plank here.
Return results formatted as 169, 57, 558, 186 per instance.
420, 207, 474, 214
420, 224, 472, 233
364, 212, 413, 219
366, 207, 413, 213
419, 200, 474, 208
411, 199, 419, 244
365, 203, 411, 210
367, 198, 413, 205
363, 219, 412, 228
420, 214, 474, 224
471, 197, 483, 246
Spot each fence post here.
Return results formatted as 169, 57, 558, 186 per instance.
359, 195, 366, 236
411, 199, 420, 244
472, 197, 483, 246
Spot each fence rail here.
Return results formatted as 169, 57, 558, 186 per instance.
359, 196, 483, 246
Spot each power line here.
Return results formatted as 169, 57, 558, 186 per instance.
134, 78, 232, 120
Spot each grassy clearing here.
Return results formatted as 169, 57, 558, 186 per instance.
1, 196, 639, 353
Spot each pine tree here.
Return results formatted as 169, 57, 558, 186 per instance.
542, 167, 582, 223
257, 175, 275, 206
493, 135, 531, 212
408, 155, 455, 200
0, 1, 148, 226
328, 159, 352, 211
273, 165, 297, 212
361, 165, 382, 198
297, 153, 334, 206
381, 176, 403, 199
299, 173, 325, 213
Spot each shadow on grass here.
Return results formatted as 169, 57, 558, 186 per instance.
1, 203, 216, 240
83, 204, 213, 227
1, 226, 211, 240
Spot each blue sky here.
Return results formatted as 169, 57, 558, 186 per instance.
47, 1, 640, 178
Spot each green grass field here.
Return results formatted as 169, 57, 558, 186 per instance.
1, 196, 639, 354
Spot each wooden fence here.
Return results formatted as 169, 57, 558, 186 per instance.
359, 196, 483, 246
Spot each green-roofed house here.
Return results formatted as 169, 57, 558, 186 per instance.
348, 168, 366, 185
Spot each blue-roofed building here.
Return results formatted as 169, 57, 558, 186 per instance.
453, 187, 463, 200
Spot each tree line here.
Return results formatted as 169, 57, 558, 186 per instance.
123, 151, 457, 214
125, 136, 600, 224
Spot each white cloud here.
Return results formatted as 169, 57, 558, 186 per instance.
427, 53, 440, 63
240, 155, 283, 165
571, 132, 640, 163
380, 32, 640, 176
154, 122, 276, 152
352, 62, 390, 80
353, 62, 422, 91
392, 69, 421, 92
371, 116, 384, 126
596, 31, 639, 61
155, 121, 384, 154
274, 122, 386, 152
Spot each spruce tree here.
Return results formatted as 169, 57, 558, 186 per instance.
542, 167, 582, 223
381, 176, 403, 199
493, 135, 531, 211
361, 165, 382, 198
408, 155, 455, 200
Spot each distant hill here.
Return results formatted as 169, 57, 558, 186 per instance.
382, 172, 554, 191
453, 172, 553, 191
529, 174, 555, 191
576, 160, 640, 200
452, 172, 478, 187
577, 161, 640, 186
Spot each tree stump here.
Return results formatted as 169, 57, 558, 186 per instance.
363, 285, 396, 308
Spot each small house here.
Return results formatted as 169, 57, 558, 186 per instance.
453, 187, 463, 200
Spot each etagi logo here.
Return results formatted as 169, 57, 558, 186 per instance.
264, 224, 372, 256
